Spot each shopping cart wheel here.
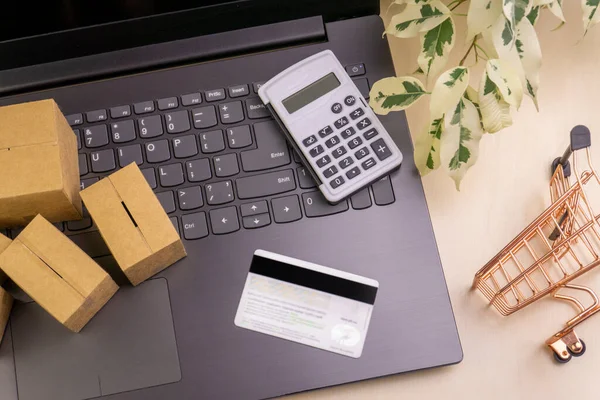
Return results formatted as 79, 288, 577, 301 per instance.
553, 351, 572, 363
568, 339, 586, 357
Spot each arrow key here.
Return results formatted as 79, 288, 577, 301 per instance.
271, 195, 302, 223
209, 206, 240, 235
243, 213, 271, 229
240, 200, 268, 217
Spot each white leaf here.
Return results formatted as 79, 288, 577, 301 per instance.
386, 0, 450, 38
548, 0, 565, 22
466, 0, 503, 43
417, 17, 456, 80
533, 0, 553, 5
486, 59, 523, 108
369, 77, 427, 115
414, 117, 444, 175
516, 18, 542, 110
430, 67, 470, 118
440, 98, 484, 189
490, 15, 528, 101
582, 0, 600, 35
479, 71, 513, 133
503, 0, 533, 28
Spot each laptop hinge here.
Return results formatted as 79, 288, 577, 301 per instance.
0, 16, 326, 96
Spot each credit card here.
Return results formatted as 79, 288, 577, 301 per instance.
234, 249, 379, 358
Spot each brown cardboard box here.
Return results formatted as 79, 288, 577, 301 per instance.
0, 232, 11, 285
0, 99, 82, 228
81, 163, 186, 286
0, 215, 118, 332
0, 233, 13, 344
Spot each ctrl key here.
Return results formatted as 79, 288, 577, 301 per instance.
181, 212, 209, 239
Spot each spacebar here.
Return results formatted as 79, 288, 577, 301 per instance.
68, 231, 111, 258
236, 169, 296, 199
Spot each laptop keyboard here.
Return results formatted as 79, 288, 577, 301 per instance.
1, 65, 396, 243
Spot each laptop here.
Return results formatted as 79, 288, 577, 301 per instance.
0, 1, 462, 399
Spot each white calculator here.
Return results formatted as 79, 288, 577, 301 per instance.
258, 50, 403, 203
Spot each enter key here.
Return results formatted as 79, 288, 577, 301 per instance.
241, 121, 291, 171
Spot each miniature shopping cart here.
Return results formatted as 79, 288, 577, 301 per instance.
473, 126, 600, 363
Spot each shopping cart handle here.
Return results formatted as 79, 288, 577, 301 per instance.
552, 125, 591, 177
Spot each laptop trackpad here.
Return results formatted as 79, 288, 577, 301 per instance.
11, 278, 181, 400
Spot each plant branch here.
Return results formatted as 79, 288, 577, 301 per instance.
449, 0, 468, 12
459, 40, 476, 66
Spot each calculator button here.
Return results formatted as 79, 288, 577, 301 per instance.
371, 138, 393, 161
316, 155, 331, 167
318, 126, 333, 138
339, 157, 354, 169
332, 146, 347, 159
331, 103, 343, 114
344, 95, 356, 106
330, 176, 345, 189
362, 157, 377, 170
334, 117, 349, 129
323, 165, 338, 178
340, 127, 356, 139
357, 118, 372, 130
355, 147, 370, 160
350, 108, 365, 120
348, 136, 363, 149
345, 167, 361, 180
324, 135, 340, 148
363, 128, 378, 140
346, 63, 366, 77
302, 135, 318, 147
309, 145, 324, 158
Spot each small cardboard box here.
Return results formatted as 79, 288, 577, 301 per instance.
0, 99, 82, 228
81, 163, 186, 286
0, 232, 11, 285
0, 215, 118, 332
0, 233, 13, 344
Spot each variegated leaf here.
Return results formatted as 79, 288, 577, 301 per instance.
548, 0, 565, 22
417, 17, 455, 80
479, 72, 513, 133
527, 5, 541, 25
516, 18, 542, 110
440, 98, 484, 189
466, 0, 503, 43
533, 0, 553, 5
414, 117, 444, 174
430, 67, 470, 118
465, 85, 483, 125
386, 0, 450, 38
490, 15, 528, 98
369, 77, 427, 115
486, 59, 523, 108
582, 0, 600, 35
502, 0, 532, 46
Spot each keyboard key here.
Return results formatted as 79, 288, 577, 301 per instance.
74, 129, 81, 149
351, 188, 372, 210
325, 136, 340, 148
181, 212, 209, 239
340, 126, 356, 139
362, 157, 377, 170
245, 98, 270, 119
181, 93, 202, 106
214, 153, 239, 177
206, 181, 234, 205
210, 206, 239, 234
110, 105, 131, 119
345, 166, 361, 180
141, 168, 157, 189
318, 126, 333, 138
271, 195, 302, 223
90, 149, 116, 173
86, 109, 107, 122
134, 101, 155, 114
357, 117, 372, 130
371, 138, 393, 161
200, 130, 225, 153
186, 159, 212, 182
66, 113, 83, 126
252, 82, 264, 93
166, 110, 191, 134
372, 176, 395, 205
205, 89, 225, 102
330, 176, 345, 188
54, 222, 65, 232
79, 177, 99, 191
323, 165, 338, 178
229, 84, 249, 98
138, 115, 163, 138
344, 95, 356, 106
158, 163, 184, 187
334, 116, 349, 129
145, 140, 171, 163
363, 127, 378, 140
79, 154, 88, 176
118, 144, 143, 167
355, 147, 370, 160
236, 169, 296, 199
316, 155, 331, 167
68, 217, 93, 231
332, 146, 347, 159
219, 101, 244, 124
309, 145, 324, 158
293, 150, 302, 164
171, 217, 180, 236
243, 213, 271, 229
241, 200, 268, 217
350, 107, 365, 120
192, 106, 218, 129
354, 78, 370, 99
297, 166, 317, 189
302, 135, 318, 147
111, 120, 136, 143
346, 63, 366, 77
158, 97, 178, 110
240, 121, 290, 171
348, 136, 363, 149
178, 186, 203, 210
302, 191, 348, 217
331, 103, 343, 114
173, 135, 198, 158
226, 125, 253, 148
84, 125, 109, 148
156, 191, 176, 213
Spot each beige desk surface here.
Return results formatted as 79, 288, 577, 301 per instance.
286, 1, 600, 399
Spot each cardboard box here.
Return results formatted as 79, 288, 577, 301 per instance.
0, 99, 82, 228
0, 233, 13, 344
81, 163, 186, 286
0, 215, 118, 332
0, 232, 11, 285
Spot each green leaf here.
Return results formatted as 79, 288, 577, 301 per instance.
501, 17, 514, 46
369, 77, 427, 115
582, 0, 600, 35
386, 0, 450, 38
526, 5, 541, 25
430, 67, 470, 118
548, 0, 565, 22
417, 17, 455, 80
516, 17, 542, 110
414, 117, 444, 174
466, 0, 503, 43
478, 70, 513, 133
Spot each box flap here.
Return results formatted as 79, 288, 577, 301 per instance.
0, 233, 10, 254
0, 99, 60, 150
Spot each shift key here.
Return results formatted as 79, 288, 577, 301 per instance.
236, 169, 296, 199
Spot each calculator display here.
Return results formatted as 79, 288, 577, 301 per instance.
282, 72, 340, 114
